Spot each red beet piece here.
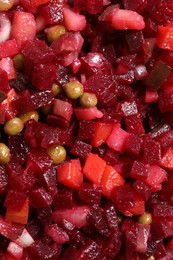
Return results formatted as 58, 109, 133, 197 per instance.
11, 89, 54, 114
118, 100, 138, 117
4, 190, 27, 210
32, 63, 57, 90
102, 231, 122, 257
29, 187, 53, 208
159, 91, 173, 113
55, 64, 69, 87
113, 184, 145, 217
27, 148, 53, 174
153, 203, 173, 221
53, 189, 74, 210
123, 0, 147, 13
8, 134, 28, 165
125, 133, 143, 156
87, 207, 110, 237
130, 161, 149, 181
104, 203, 119, 231
45, 224, 69, 244
78, 183, 102, 206
52, 206, 90, 228
30, 240, 59, 260
136, 223, 150, 253
142, 135, 161, 164
70, 140, 92, 159
77, 120, 95, 141
39, 1, 63, 25
125, 30, 144, 53
0, 216, 24, 241
47, 114, 70, 128
75, 239, 102, 259
37, 207, 52, 225
84, 65, 115, 100
0, 70, 11, 94
102, 148, 119, 166
132, 180, 152, 201
151, 220, 173, 241
26, 219, 42, 241
124, 113, 145, 134
36, 168, 57, 197
0, 166, 8, 194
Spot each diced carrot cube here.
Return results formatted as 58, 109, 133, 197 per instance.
101, 165, 124, 198
83, 153, 106, 184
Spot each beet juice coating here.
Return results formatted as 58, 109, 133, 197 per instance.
1, 0, 173, 259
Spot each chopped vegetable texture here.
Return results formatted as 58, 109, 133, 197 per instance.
1, 0, 173, 259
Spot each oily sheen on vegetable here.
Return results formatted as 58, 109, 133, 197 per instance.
1, 0, 173, 259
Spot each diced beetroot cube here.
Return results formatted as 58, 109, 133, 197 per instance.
22, 39, 56, 67
4, 190, 27, 210
11, 89, 54, 114
144, 165, 167, 191
55, 63, 69, 87
125, 30, 144, 53
87, 0, 103, 14
158, 91, 173, 113
103, 232, 122, 257
0, 166, 8, 194
133, 180, 152, 201
70, 140, 92, 159
136, 224, 150, 254
113, 184, 145, 217
73, 0, 87, 12
130, 161, 149, 181
118, 100, 138, 117
142, 135, 161, 164
0, 39, 19, 59
53, 189, 74, 210
51, 31, 84, 60
104, 203, 119, 231
30, 240, 59, 259
57, 159, 83, 190
77, 120, 95, 141
37, 207, 52, 225
87, 207, 110, 237
45, 224, 69, 244
37, 168, 57, 197
8, 134, 28, 165
123, 0, 147, 13
153, 241, 168, 260
78, 183, 102, 206
75, 239, 102, 259
160, 175, 173, 204
32, 63, 57, 90
53, 99, 73, 121
151, 220, 173, 240
47, 114, 70, 128
29, 187, 53, 208
153, 203, 173, 222
27, 148, 53, 174
74, 106, 103, 120
11, 11, 36, 49
26, 219, 42, 241
7, 242, 23, 259
145, 89, 158, 103
52, 206, 90, 228
39, 1, 63, 25
125, 134, 143, 156
102, 148, 119, 166
0, 70, 11, 94
160, 147, 173, 170
106, 123, 129, 153
124, 113, 145, 135
0, 216, 24, 240
0, 57, 16, 80
63, 6, 86, 32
